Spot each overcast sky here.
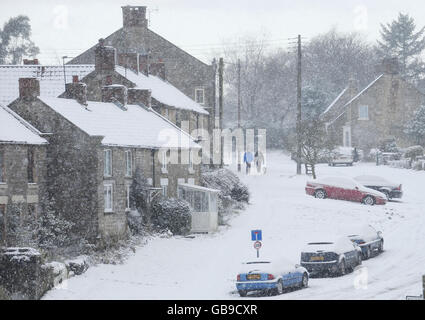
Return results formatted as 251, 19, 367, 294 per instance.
2, 0, 425, 65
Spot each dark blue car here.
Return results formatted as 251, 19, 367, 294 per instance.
236, 259, 308, 297
348, 225, 384, 260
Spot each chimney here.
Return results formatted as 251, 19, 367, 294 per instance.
94, 39, 116, 73
122, 6, 148, 29
65, 82, 87, 106
23, 59, 39, 65
348, 77, 358, 97
117, 53, 139, 74
377, 57, 400, 75
102, 85, 128, 106
149, 62, 166, 80
19, 78, 40, 100
72, 75, 79, 83
128, 88, 151, 107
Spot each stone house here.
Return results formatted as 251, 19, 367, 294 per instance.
0, 103, 48, 245
68, 5, 216, 132
8, 78, 202, 243
66, 40, 209, 138
322, 58, 425, 152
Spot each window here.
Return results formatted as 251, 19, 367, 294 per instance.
160, 178, 168, 197
0, 149, 4, 183
188, 178, 195, 185
195, 88, 205, 105
164, 108, 169, 119
27, 148, 35, 183
125, 150, 132, 177
189, 150, 194, 172
104, 184, 113, 213
358, 105, 369, 120
126, 185, 131, 211
104, 150, 112, 177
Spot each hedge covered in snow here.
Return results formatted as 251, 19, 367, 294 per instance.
201, 167, 249, 225
151, 198, 192, 236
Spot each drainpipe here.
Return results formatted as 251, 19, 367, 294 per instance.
151, 149, 155, 187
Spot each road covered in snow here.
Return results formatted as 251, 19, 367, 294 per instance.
44, 151, 425, 300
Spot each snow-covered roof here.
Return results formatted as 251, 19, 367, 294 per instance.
322, 87, 348, 115
0, 105, 48, 145
38, 97, 200, 149
342, 74, 384, 109
178, 183, 220, 193
0, 65, 94, 105
115, 66, 209, 115
325, 74, 384, 125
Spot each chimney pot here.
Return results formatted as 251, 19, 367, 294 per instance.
19, 78, 40, 100
72, 75, 79, 83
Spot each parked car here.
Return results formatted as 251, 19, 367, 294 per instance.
347, 225, 384, 260
300, 237, 362, 277
236, 259, 309, 297
305, 176, 387, 205
353, 175, 402, 200
328, 154, 354, 166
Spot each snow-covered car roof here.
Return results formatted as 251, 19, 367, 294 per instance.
347, 224, 380, 242
239, 258, 296, 275
309, 176, 387, 199
303, 237, 357, 254
354, 175, 398, 188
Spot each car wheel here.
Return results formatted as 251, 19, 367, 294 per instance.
362, 195, 375, 206
272, 279, 284, 296
314, 189, 326, 199
301, 273, 309, 288
338, 259, 346, 276
378, 240, 384, 253
238, 290, 247, 297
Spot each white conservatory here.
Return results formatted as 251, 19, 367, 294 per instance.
177, 183, 220, 233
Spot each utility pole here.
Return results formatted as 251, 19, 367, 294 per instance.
219, 57, 224, 168
296, 35, 302, 175
237, 58, 241, 172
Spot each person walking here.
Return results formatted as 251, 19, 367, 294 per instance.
244, 151, 253, 174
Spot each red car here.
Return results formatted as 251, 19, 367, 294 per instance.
305, 176, 387, 205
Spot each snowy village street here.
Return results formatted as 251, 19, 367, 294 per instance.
44, 151, 425, 300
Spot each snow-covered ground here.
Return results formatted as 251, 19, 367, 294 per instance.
44, 151, 425, 300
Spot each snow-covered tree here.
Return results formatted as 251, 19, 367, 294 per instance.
300, 118, 334, 179
404, 105, 425, 146
377, 13, 425, 83
0, 15, 39, 64
36, 200, 75, 251
151, 198, 192, 235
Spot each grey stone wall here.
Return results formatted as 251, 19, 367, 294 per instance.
0, 143, 47, 246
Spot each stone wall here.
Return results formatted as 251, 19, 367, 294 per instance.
0, 143, 47, 246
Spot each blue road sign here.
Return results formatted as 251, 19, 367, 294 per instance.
251, 230, 262, 241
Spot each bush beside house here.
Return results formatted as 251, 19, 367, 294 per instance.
201, 167, 250, 225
